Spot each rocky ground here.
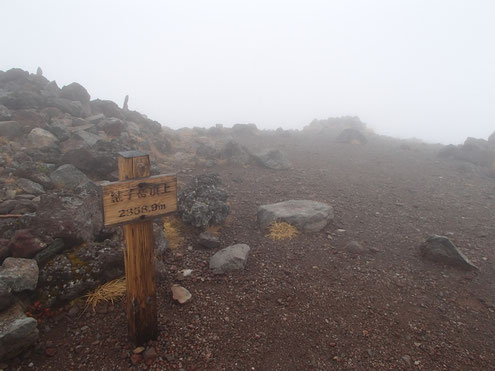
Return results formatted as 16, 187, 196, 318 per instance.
1, 68, 495, 370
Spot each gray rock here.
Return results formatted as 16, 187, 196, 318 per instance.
0, 89, 45, 110
0, 258, 39, 292
17, 178, 45, 196
47, 120, 70, 141
90, 99, 125, 120
73, 130, 104, 147
220, 141, 251, 165
209, 244, 250, 274
153, 222, 168, 256
257, 200, 334, 232
60, 148, 116, 178
59, 82, 90, 103
0, 303, 39, 360
85, 113, 105, 124
419, 235, 479, 271
47, 98, 84, 117
198, 232, 220, 249
455, 138, 495, 167
50, 164, 89, 191
254, 149, 291, 170
28, 182, 102, 243
0, 105, 12, 121
0, 121, 22, 139
0, 281, 13, 312
97, 118, 126, 137
27, 128, 58, 148
178, 174, 229, 228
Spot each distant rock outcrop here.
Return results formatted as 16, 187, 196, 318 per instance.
419, 235, 479, 271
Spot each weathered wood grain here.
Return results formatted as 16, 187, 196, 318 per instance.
118, 153, 158, 345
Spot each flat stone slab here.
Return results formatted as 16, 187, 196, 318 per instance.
257, 200, 334, 232
209, 244, 250, 274
0, 303, 39, 360
0, 258, 39, 292
419, 235, 479, 271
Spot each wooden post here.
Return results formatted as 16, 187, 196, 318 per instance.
118, 151, 158, 345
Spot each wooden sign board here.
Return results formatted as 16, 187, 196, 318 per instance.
101, 174, 177, 227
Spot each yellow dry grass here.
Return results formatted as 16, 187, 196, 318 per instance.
83, 277, 126, 312
266, 222, 299, 240
163, 216, 185, 249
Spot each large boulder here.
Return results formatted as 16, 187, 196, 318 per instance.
28, 182, 102, 243
97, 117, 126, 137
419, 235, 479, 271
60, 148, 116, 178
46, 97, 85, 117
209, 244, 250, 274
0, 258, 39, 292
178, 174, 229, 228
0, 303, 39, 360
257, 200, 334, 232
27, 128, 58, 148
253, 149, 291, 170
59, 82, 90, 103
220, 141, 251, 165
50, 164, 90, 191
0, 90, 45, 110
455, 138, 495, 167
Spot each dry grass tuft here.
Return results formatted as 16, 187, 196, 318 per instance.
83, 277, 126, 312
163, 216, 186, 249
266, 222, 299, 240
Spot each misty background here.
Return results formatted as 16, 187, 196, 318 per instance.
1, 0, 494, 144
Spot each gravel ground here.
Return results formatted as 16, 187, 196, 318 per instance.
10, 135, 495, 370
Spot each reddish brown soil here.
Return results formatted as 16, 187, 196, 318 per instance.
11, 136, 495, 370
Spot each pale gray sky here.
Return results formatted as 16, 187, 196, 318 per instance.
2, 0, 494, 144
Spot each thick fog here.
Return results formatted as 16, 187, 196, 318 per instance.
2, 0, 494, 144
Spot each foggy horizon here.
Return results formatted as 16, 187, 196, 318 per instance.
2, 0, 494, 145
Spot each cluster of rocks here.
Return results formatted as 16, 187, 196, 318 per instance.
438, 135, 495, 176
302, 116, 370, 144
0, 68, 181, 359
0, 258, 40, 360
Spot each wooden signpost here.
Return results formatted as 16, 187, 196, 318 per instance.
101, 151, 177, 345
